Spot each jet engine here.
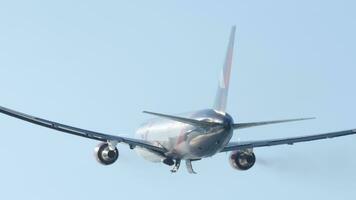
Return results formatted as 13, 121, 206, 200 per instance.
229, 150, 256, 171
94, 143, 119, 165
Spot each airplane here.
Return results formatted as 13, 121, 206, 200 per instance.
0, 26, 355, 174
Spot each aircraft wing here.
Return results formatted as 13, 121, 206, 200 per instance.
221, 129, 356, 152
0, 106, 167, 155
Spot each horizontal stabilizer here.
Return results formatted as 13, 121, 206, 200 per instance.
143, 111, 222, 128
233, 117, 315, 130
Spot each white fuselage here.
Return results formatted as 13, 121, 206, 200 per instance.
135, 109, 234, 162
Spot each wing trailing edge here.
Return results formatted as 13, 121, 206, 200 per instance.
221, 129, 356, 152
0, 105, 167, 155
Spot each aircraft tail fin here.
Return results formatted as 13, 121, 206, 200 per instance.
213, 26, 236, 113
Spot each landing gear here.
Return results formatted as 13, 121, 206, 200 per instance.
163, 158, 175, 166
170, 159, 181, 173
167, 159, 199, 173
185, 160, 197, 174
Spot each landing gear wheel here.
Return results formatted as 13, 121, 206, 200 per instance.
171, 159, 181, 173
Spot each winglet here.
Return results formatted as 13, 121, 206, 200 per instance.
214, 26, 236, 113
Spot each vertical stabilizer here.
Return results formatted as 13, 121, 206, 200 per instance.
213, 26, 236, 113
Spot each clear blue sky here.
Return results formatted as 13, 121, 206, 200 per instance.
0, 0, 355, 199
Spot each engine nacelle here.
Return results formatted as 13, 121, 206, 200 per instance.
229, 150, 256, 171
94, 143, 119, 165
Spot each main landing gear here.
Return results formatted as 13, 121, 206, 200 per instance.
163, 158, 182, 173
171, 159, 181, 173
163, 158, 197, 174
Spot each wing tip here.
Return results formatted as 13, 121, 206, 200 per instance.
301, 117, 316, 121
143, 111, 156, 115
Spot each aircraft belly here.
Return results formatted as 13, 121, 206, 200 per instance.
135, 119, 192, 160
187, 129, 233, 158
135, 109, 234, 161
134, 147, 165, 162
